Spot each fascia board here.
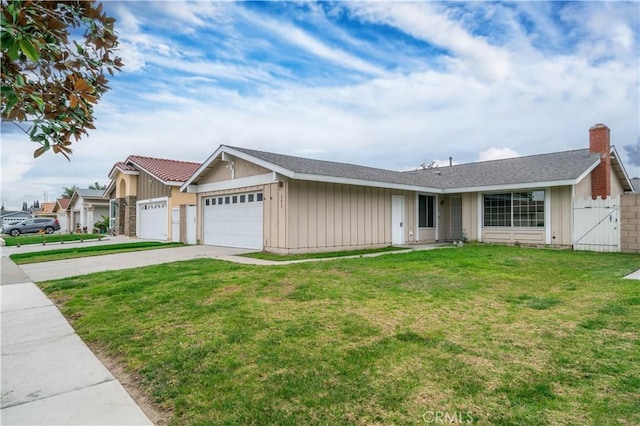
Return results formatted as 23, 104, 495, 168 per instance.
610, 145, 635, 192
190, 173, 277, 193
291, 172, 443, 193
574, 159, 601, 187
182, 145, 227, 190
222, 147, 296, 178
441, 179, 578, 194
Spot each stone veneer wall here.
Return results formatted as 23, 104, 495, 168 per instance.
124, 196, 137, 237
621, 194, 640, 254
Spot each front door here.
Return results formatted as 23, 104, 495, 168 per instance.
392, 195, 405, 245
450, 196, 462, 240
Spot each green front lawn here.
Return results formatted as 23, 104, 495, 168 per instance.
10, 242, 184, 264
39, 245, 640, 425
1, 233, 103, 246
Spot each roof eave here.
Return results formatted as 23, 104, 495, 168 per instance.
441, 179, 579, 194
291, 172, 442, 193
610, 145, 635, 192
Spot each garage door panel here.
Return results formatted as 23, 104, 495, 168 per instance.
138, 199, 168, 240
203, 192, 263, 249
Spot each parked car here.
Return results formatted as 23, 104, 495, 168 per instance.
1, 218, 60, 237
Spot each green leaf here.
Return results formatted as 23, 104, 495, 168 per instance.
15, 73, 25, 87
19, 39, 39, 62
29, 94, 45, 112
7, 41, 20, 61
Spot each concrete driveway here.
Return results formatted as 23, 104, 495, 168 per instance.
16, 245, 256, 282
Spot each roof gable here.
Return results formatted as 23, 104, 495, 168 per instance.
109, 155, 201, 186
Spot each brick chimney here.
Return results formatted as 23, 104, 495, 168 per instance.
589, 123, 611, 199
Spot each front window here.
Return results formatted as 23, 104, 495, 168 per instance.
418, 195, 435, 228
484, 190, 545, 227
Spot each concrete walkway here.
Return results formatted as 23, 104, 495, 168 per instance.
1, 256, 152, 425
624, 269, 640, 280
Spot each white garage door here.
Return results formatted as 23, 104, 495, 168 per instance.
203, 191, 263, 249
138, 199, 168, 240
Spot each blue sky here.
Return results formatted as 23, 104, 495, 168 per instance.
2, 1, 639, 210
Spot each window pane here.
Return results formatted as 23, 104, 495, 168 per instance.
427, 196, 435, 228
418, 195, 427, 228
257, 193, 263, 202
512, 190, 545, 227
483, 193, 511, 227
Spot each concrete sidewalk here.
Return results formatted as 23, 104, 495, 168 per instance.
18, 245, 256, 282
1, 256, 153, 425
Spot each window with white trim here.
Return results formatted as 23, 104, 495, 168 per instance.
418, 195, 435, 228
483, 190, 545, 227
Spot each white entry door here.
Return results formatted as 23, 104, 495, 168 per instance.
203, 191, 263, 249
392, 195, 405, 245
171, 208, 180, 242
186, 205, 196, 245
138, 199, 168, 240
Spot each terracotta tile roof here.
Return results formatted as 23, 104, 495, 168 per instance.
39, 202, 56, 214
56, 198, 70, 210
126, 155, 201, 183
108, 161, 137, 178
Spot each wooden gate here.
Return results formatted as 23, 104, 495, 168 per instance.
573, 196, 620, 252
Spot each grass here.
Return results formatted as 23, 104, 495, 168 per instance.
1, 233, 103, 246
242, 245, 409, 261
10, 242, 184, 264
39, 244, 640, 425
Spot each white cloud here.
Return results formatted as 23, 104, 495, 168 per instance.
2, 1, 638, 209
478, 148, 520, 162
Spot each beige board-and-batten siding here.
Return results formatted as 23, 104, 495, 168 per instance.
265, 180, 417, 254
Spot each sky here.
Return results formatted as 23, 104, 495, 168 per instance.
2, 0, 639, 210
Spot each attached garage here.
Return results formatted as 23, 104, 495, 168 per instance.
137, 198, 168, 240
203, 191, 263, 249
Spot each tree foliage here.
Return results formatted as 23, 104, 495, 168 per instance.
1, 0, 123, 159
61, 185, 78, 198
88, 181, 105, 190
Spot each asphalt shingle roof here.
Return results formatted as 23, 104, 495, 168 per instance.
127, 155, 201, 183
76, 189, 107, 199
228, 146, 430, 188
405, 149, 601, 189
632, 178, 640, 193
229, 146, 601, 190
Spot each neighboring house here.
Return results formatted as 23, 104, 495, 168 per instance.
52, 198, 71, 233
67, 189, 109, 232
182, 123, 634, 253
104, 155, 200, 241
1, 210, 31, 226
34, 202, 56, 218
632, 178, 640, 193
